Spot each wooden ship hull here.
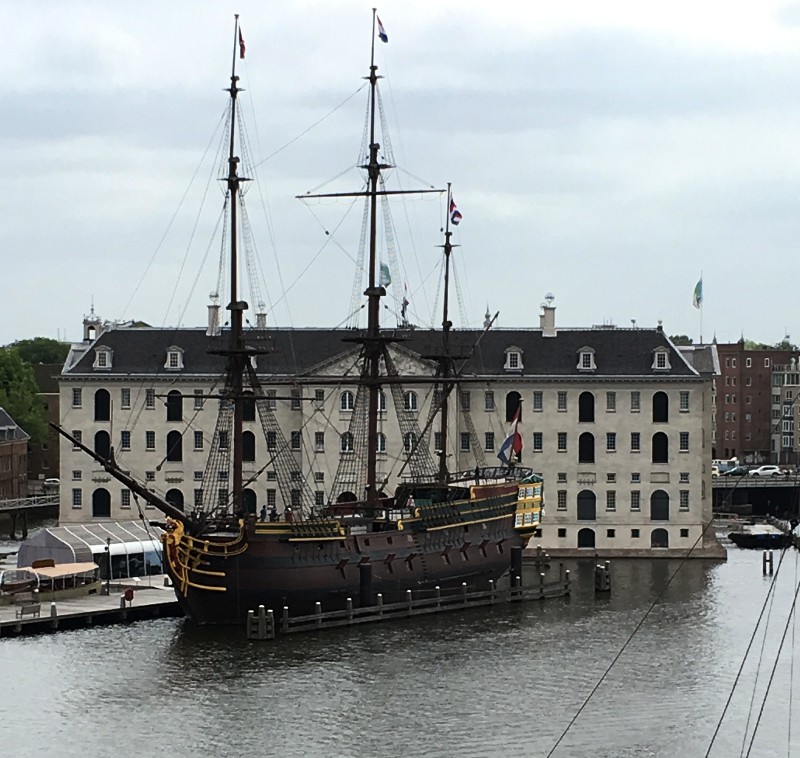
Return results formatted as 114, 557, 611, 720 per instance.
164, 483, 540, 625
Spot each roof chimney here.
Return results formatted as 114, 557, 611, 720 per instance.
207, 293, 221, 337
540, 293, 556, 337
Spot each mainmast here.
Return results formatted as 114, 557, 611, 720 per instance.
226, 14, 248, 517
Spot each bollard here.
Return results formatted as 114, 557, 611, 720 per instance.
489, 579, 496, 604
539, 571, 545, 599
406, 589, 413, 615
377, 593, 383, 617
257, 605, 267, 639
462, 582, 468, 605
266, 609, 275, 639
595, 562, 611, 592
435, 585, 441, 609
50, 601, 57, 618
346, 597, 353, 623
564, 569, 571, 595
246, 610, 256, 640
315, 601, 322, 629
282, 606, 289, 633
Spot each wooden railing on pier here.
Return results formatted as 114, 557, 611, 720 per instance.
247, 570, 571, 640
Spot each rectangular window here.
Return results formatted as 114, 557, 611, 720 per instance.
72, 488, 82, 508
219, 431, 229, 449
631, 491, 641, 511
508, 352, 520, 369
680, 391, 689, 411
267, 432, 277, 451
194, 431, 203, 450
746, 377, 752, 387
606, 491, 616, 511
607, 473, 616, 483
557, 472, 567, 483
267, 490, 277, 507
121, 388, 131, 409
631, 528, 640, 538
434, 432, 443, 451
145, 431, 155, 450
631, 472, 640, 483
679, 432, 689, 451
193, 471, 203, 481
606, 432, 616, 452
120, 431, 131, 450
631, 432, 640, 452
145, 388, 155, 409
484, 391, 495, 411
291, 431, 301, 450
145, 471, 155, 481
314, 432, 325, 452
485, 432, 495, 451
315, 389, 325, 403
194, 489, 203, 508
557, 391, 567, 411
218, 489, 229, 507
291, 389, 301, 410
606, 392, 616, 412
630, 391, 640, 412
194, 389, 204, 410
72, 470, 82, 481
533, 432, 543, 452
315, 491, 325, 507
72, 430, 82, 449
680, 472, 690, 483
680, 491, 690, 510
290, 470, 301, 482
765, 358, 771, 368
121, 490, 131, 509
314, 472, 325, 483
291, 490, 301, 507
732, 358, 737, 368
607, 529, 616, 539
533, 391, 543, 411
266, 389, 277, 409
460, 391, 471, 411
557, 432, 567, 452
746, 357, 752, 367
557, 528, 567, 539
557, 490, 567, 510
460, 433, 470, 451
267, 471, 277, 481
72, 388, 82, 408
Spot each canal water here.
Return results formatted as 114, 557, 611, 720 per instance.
2, 541, 800, 757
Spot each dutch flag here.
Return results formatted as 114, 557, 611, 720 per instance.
377, 16, 388, 43
450, 198, 462, 226
497, 406, 523, 465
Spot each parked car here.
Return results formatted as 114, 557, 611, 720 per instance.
711, 465, 720, 478
722, 466, 749, 477
749, 465, 786, 477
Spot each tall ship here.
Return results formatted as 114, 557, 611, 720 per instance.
57, 13, 542, 625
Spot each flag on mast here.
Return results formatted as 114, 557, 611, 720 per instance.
239, 29, 246, 59
450, 198, 462, 226
693, 277, 703, 309
380, 262, 392, 287
377, 16, 388, 43
497, 406, 523, 464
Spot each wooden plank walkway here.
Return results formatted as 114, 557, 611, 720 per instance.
0, 583, 181, 637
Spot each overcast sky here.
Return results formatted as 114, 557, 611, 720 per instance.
5, 0, 800, 348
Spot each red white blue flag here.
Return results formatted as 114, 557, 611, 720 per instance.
377, 16, 388, 43
239, 29, 246, 59
450, 198, 462, 226
497, 406, 523, 464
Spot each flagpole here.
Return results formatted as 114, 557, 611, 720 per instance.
370, 8, 377, 69
699, 270, 703, 344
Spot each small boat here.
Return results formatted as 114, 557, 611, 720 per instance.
727, 523, 792, 549
0, 561, 100, 603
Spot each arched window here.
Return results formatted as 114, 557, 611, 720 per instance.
92, 488, 111, 518
166, 431, 183, 462
505, 391, 522, 422
166, 390, 182, 422
337, 491, 357, 503
577, 528, 596, 548
378, 391, 387, 412
578, 392, 595, 423
651, 528, 669, 548
243, 391, 256, 422
652, 432, 668, 463
577, 490, 596, 520
404, 391, 418, 411
650, 490, 670, 521
166, 489, 184, 511
340, 432, 354, 452
94, 389, 110, 422
653, 391, 669, 423
340, 391, 354, 411
404, 432, 417, 452
242, 431, 255, 462
376, 433, 386, 453
94, 430, 111, 460
578, 432, 595, 463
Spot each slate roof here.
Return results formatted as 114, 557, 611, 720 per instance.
62, 324, 699, 381
0, 407, 29, 440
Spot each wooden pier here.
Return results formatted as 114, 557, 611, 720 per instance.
246, 567, 571, 641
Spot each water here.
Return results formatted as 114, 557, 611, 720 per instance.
3, 544, 800, 757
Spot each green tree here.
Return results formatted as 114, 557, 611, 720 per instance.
7, 337, 69, 365
0, 348, 47, 444
669, 335, 693, 346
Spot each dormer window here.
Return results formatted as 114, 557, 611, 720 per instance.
577, 347, 596, 371
93, 347, 113, 370
165, 346, 185, 371
652, 348, 671, 371
504, 346, 523, 372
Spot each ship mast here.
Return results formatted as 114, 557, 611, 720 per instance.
226, 14, 247, 517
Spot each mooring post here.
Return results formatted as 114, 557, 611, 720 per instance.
511, 546, 523, 588
406, 589, 413, 615
377, 593, 383, 617
359, 562, 373, 607
266, 609, 275, 639
539, 571, 545, 599
462, 582, 468, 605
346, 597, 353, 622
246, 610, 255, 640
489, 579, 495, 604
595, 561, 611, 592
257, 605, 267, 639
282, 606, 289, 633
435, 585, 441, 609
315, 601, 322, 628
564, 569, 571, 595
